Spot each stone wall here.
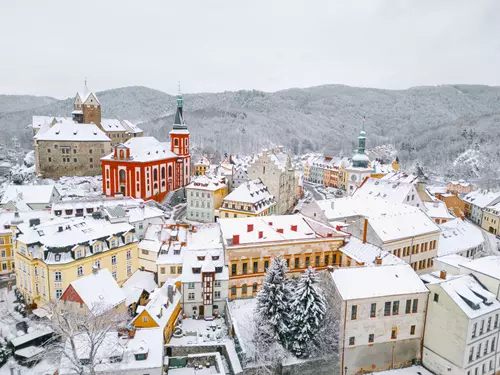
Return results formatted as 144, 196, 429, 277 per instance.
36, 139, 111, 179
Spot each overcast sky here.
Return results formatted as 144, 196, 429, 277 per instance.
1, 0, 499, 98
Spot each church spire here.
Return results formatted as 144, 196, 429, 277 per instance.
173, 84, 187, 130
352, 117, 369, 168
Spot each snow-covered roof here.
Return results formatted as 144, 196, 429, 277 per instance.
332, 264, 428, 300
52, 196, 144, 214
460, 256, 500, 281
31, 115, 68, 130
220, 214, 345, 246
437, 219, 484, 257
463, 190, 500, 209
381, 172, 419, 184
423, 200, 455, 220
420, 270, 459, 284
180, 248, 228, 283
17, 216, 134, 249
101, 137, 177, 162
59, 328, 163, 374
434, 254, 471, 270
132, 282, 181, 328
194, 155, 210, 166
186, 175, 226, 192
319, 197, 440, 242
439, 274, 500, 318
122, 270, 158, 306
101, 118, 142, 134
223, 179, 276, 214
0, 210, 52, 234
339, 236, 405, 267
67, 269, 125, 315
34, 121, 110, 142
1, 184, 58, 205
10, 327, 54, 348
353, 177, 416, 204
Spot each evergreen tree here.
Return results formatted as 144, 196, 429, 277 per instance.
255, 256, 291, 347
289, 267, 327, 358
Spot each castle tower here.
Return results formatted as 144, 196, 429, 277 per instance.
73, 80, 101, 126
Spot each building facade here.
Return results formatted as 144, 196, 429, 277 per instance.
330, 264, 429, 375
186, 176, 227, 223
247, 148, 299, 215
345, 126, 372, 195
194, 156, 210, 176
423, 275, 500, 375
482, 202, 500, 235
15, 216, 139, 307
101, 94, 191, 203
220, 179, 276, 219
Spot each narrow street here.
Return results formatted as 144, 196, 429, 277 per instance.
303, 182, 326, 201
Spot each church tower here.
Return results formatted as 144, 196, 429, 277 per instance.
352, 121, 369, 168
169, 91, 191, 187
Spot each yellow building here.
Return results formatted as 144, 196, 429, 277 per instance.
0, 210, 53, 275
193, 155, 210, 176
15, 215, 139, 307
132, 281, 182, 343
219, 214, 386, 300
482, 203, 500, 235
220, 178, 276, 219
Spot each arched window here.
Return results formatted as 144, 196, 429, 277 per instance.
174, 139, 179, 146
153, 169, 158, 181
161, 167, 166, 179
119, 170, 126, 180
106, 169, 109, 178
231, 286, 236, 295
241, 284, 247, 295
168, 165, 172, 177
162, 181, 166, 187
252, 283, 258, 293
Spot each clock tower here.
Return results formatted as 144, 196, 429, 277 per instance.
346, 120, 372, 195
169, 92, 191, 187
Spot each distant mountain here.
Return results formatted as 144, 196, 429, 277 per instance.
2, 84, 500, 181
0, 94, 57, 113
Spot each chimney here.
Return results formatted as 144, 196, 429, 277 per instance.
362, 218, 369, 244
92, 265, 99, 274
167, 284, 174, 304
277, 228, 284, 234
327, 265, 334, 273
247, 224, 254, 232
58, 226, 63, 232
290, 225, 298, 232
375, 256, 382, 265
439, 270, 447, 280
331, 201, 334, 209
327, 232, 333, 237
232, 234, 240, 245
268, 221, 273, 226
258, 231, 263, 239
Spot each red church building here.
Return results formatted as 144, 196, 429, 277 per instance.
100, 94, 191, 202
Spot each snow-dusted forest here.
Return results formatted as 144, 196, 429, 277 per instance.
2, 84, 500, 180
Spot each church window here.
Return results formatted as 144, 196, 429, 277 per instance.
119, 170, 126, 180
120, 150, 124, 159
48, 157, 52, 162
168, 165, 172, 177
161, 167, 166, 179
73, 158, 77, 163
153, 169, 158, 181
174, 139, 179, 146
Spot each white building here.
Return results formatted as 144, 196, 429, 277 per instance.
1, 184, 61, 211
59, 328, 164, 375
353, 177, 424, 208
233, 165, 249, 189
423, 274, 500, 375
437, 219, 484, 259
247, 148, 299, 215
330, 264, 429, 375
52, 197, 166, 240
423, 200, 455, 224
316, 197, 442, 274
459, 256, 500, 299
186, 175, 227, 223
220, 178, 276, 218
463, 190, 500, 226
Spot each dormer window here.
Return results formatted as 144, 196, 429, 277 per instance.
110, 239, 117, 248
212, 255, 219, 260
197, 256, 205, 261
192, 267, 201, 274
93, 243, 101, 253
215, 266, 223, 273
55, 254, 61, 262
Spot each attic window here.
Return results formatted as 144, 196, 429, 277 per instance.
135, 353, 148, 361
192, 267, 201, 274
212, 255, 220, 260
55, 254, 61, 262
215, 266, 223, 273
197, 256, 205, 261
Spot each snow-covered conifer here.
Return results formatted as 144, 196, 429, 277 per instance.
289, 266, 327, 358
255, 256, 291, 346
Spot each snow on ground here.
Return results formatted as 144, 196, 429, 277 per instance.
48, 176, 103, 199
0, 359, 57, 375
170, 317, 228, 346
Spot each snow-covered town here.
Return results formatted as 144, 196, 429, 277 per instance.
0, 82, 499, 375
2, 2, 500, 375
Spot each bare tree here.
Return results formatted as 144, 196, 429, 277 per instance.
38, 302, 129, 375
